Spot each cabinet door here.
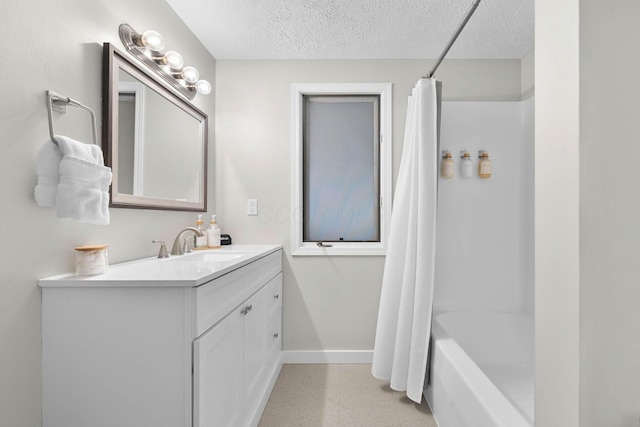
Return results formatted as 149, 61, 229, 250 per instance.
266, 312, 282, 374
242, 286, 269, 417
266, 274, 283, 374
194, 309, 244, 427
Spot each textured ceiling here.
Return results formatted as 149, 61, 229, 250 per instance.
165, 0, 534, 60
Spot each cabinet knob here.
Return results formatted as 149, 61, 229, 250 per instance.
273, 294, 279, 300
273, 332, 279, 339
241, 304, 253, 315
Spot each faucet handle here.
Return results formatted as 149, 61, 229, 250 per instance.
183, 237, 193, 254
152, 240, 170, 258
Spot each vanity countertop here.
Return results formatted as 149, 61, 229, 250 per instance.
39, 244, 282, 288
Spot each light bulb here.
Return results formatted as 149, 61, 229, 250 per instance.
162, 50, 184, 70
182, 66, 199, 84
141, 29, 165, 52
195, 80, 212, 95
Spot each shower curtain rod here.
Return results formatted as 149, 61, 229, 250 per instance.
424, 0, 482, 78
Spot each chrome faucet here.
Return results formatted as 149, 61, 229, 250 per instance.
171, 227, 205, 255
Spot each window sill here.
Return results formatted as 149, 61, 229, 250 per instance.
291, 243, 386, 256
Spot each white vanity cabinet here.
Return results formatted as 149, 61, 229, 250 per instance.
194, 273, 282, 427
40, 245, 283, 427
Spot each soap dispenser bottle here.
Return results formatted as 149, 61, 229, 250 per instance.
441, 150, 454, 178
460, 150, 473, 178
207, 215, 221, 248
478, 150, 492, 179
195, 214, 207, 248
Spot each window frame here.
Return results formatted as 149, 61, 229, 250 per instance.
291, 83, 392, 256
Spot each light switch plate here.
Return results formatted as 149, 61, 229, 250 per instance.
247, 199, 258, 216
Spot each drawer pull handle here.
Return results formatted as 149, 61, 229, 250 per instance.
274, 294, 279, 300
241, 305, 253, 315
273, 333, 279, 339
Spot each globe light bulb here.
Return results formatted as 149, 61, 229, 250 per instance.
162, 50, 184, 70
141, 30, 165, 52
195, 80, 212, 95
182, 66, 199, 84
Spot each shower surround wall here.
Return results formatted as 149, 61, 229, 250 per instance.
427, 98, 534, 426
435, 98, 534, 314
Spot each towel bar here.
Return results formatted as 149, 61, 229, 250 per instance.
46, 90, 98, 146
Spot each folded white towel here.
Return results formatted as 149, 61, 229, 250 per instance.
54, 136, 112, 225
34, 139, 63, 207
35, 136, 112, 224
55, 135, 105, 164
57, 156, 112, 225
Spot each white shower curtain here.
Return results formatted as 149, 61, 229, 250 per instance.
372, 78, 440, 403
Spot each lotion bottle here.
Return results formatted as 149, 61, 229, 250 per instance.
207, 215, 221, 248
195, 214, 207, 248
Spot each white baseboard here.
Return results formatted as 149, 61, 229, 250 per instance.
282, 350, 373, 364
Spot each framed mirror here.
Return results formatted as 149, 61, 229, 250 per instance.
102, 43, 208, 211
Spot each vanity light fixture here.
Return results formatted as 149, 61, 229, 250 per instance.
137, 29, 165, 52
181, 66, 199, 84
162, 50, 184, 71
119, 23, 211, 100
195, 80, 212, 95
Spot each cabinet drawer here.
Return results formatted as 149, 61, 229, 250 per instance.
194, 250, 282, 337
266, 273, 283, 319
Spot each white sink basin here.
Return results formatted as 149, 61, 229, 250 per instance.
174, 251, 247, 263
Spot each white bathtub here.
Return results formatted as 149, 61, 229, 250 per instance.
425, 311, 534, 427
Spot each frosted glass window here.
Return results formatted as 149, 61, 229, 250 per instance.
303, 96, 380, 242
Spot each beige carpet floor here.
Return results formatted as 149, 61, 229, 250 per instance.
258, 364, 438, 427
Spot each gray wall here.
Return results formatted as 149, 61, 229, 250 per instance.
535, 2, 581, 424
0, 2, 215, 426
579, 0, 640, 425
536, 0, 640, 425
215, 59, 524, 353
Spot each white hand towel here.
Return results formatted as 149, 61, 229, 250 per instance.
55, 134, 105, 164
53, 135, 113, 225
57, 157, 112, 225
34, 139, 63, 207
